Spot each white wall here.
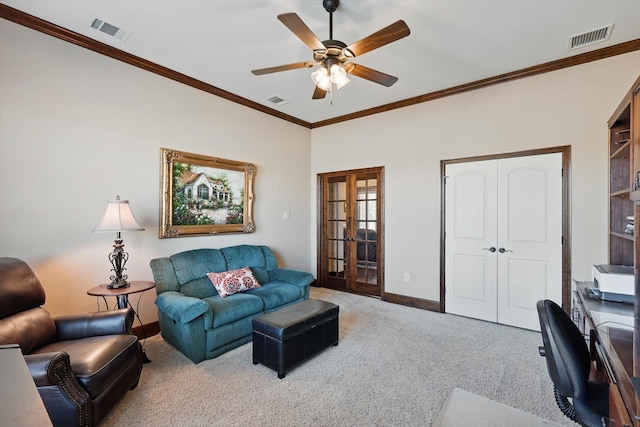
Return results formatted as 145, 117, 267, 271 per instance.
311, 51, 640, 301
0, 20, 311, 324
2, 16, 640, 322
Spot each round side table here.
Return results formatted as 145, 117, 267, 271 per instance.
87, 280, 155, 310
87, 281, 155, 363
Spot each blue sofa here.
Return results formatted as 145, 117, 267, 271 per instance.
149, 245, 314, 363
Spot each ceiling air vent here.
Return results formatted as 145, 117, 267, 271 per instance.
569, 24, 613, 50
266, 96, 288, 106
90, 18, 132, 42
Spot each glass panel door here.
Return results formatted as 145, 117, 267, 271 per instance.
325, 176, 347, 290
318, 168, 383, 297
353, 174, 379, 293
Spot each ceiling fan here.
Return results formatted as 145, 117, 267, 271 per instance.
251, 0, 410, 100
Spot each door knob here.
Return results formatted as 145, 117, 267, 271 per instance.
498, 248, 513, 253
482, 247, 496, 252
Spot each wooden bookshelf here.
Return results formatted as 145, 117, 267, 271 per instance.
608, 89, 634, 266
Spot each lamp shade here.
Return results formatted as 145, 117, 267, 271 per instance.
93, 196, 144, 232
311, 67, 331, 91
311, 64, 350, 91
330, 64, 350, 89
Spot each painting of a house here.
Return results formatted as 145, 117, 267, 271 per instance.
159, 148, 255, 237
181, 171, 232, 204
172, 164, 245, 226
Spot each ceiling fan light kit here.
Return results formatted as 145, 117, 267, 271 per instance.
311, 62, 350, 91
251, 0, 410, 100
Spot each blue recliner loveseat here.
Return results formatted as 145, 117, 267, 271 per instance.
149, 245, 314, 363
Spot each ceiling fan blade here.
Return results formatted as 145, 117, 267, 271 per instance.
345, 63, 398, 87
252, 62, 315, 75
312, 86, 327, 99
344, 20, 410, 57
278, 13, 326, 51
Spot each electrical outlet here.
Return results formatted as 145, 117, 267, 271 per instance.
404, 273, 410, 282
283, 211, 290, 220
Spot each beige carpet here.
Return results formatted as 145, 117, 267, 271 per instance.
102, 288, 575, 426
432, 388, 564, 427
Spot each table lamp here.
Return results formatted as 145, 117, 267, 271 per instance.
93, 195, 144, 289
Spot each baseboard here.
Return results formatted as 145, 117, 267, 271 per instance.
132, 321, 160, 340
382, 292, 441, 312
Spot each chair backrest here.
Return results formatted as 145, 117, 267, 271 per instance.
0, 257, 46, 318
0, 257, 56, 352
536, 299, 591, 400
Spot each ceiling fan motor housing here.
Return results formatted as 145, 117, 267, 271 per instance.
314, 39, 353, 63
323, 40, 347, 49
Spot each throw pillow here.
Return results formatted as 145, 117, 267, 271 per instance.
207, 267, 261, 298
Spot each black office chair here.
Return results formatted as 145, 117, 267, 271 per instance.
536, 299, 609, 427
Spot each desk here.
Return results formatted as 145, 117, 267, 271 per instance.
87, 280, 155, 310
0, 344, 53, 426
573, 283, 640, 426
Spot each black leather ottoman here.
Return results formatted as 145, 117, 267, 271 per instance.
252, 299, 339, 378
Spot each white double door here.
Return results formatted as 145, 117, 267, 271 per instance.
444, 153, 562, 331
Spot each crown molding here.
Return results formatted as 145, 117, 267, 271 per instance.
2, 3, 639, 129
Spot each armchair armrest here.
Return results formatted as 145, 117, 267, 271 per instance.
55, 308, 134, 341
269, 268, 315, 287
26, 352, 78, 387
25, 352, 91, 426
155, 291, 211, 324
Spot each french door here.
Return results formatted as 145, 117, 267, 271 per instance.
317, 167, 383, 297
444, 153, 563, 330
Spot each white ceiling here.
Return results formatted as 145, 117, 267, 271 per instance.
3, 1, 640, 125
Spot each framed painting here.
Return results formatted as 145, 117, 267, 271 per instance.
160, 148, 256, 238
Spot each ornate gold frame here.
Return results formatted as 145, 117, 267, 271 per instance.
160, 148, 255, 238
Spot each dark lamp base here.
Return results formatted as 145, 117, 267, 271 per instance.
107, 280, 130, 289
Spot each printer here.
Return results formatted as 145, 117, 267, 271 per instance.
591, 264, 635, 303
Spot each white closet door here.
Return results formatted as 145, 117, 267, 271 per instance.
496, 153, 563, 330
445, 153, 563, 330
444, 160, 498, 322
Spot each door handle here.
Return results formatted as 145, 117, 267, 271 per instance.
482, 247, 496, 252
498, 248, 513, 253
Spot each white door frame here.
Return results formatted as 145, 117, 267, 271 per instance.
440, 146, 571, 313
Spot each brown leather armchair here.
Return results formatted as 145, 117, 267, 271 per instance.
0, 257, 143, 427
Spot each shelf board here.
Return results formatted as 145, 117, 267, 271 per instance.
610, 231, 634, 241
611, 140, 631, 159
611, 188, 631, 197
